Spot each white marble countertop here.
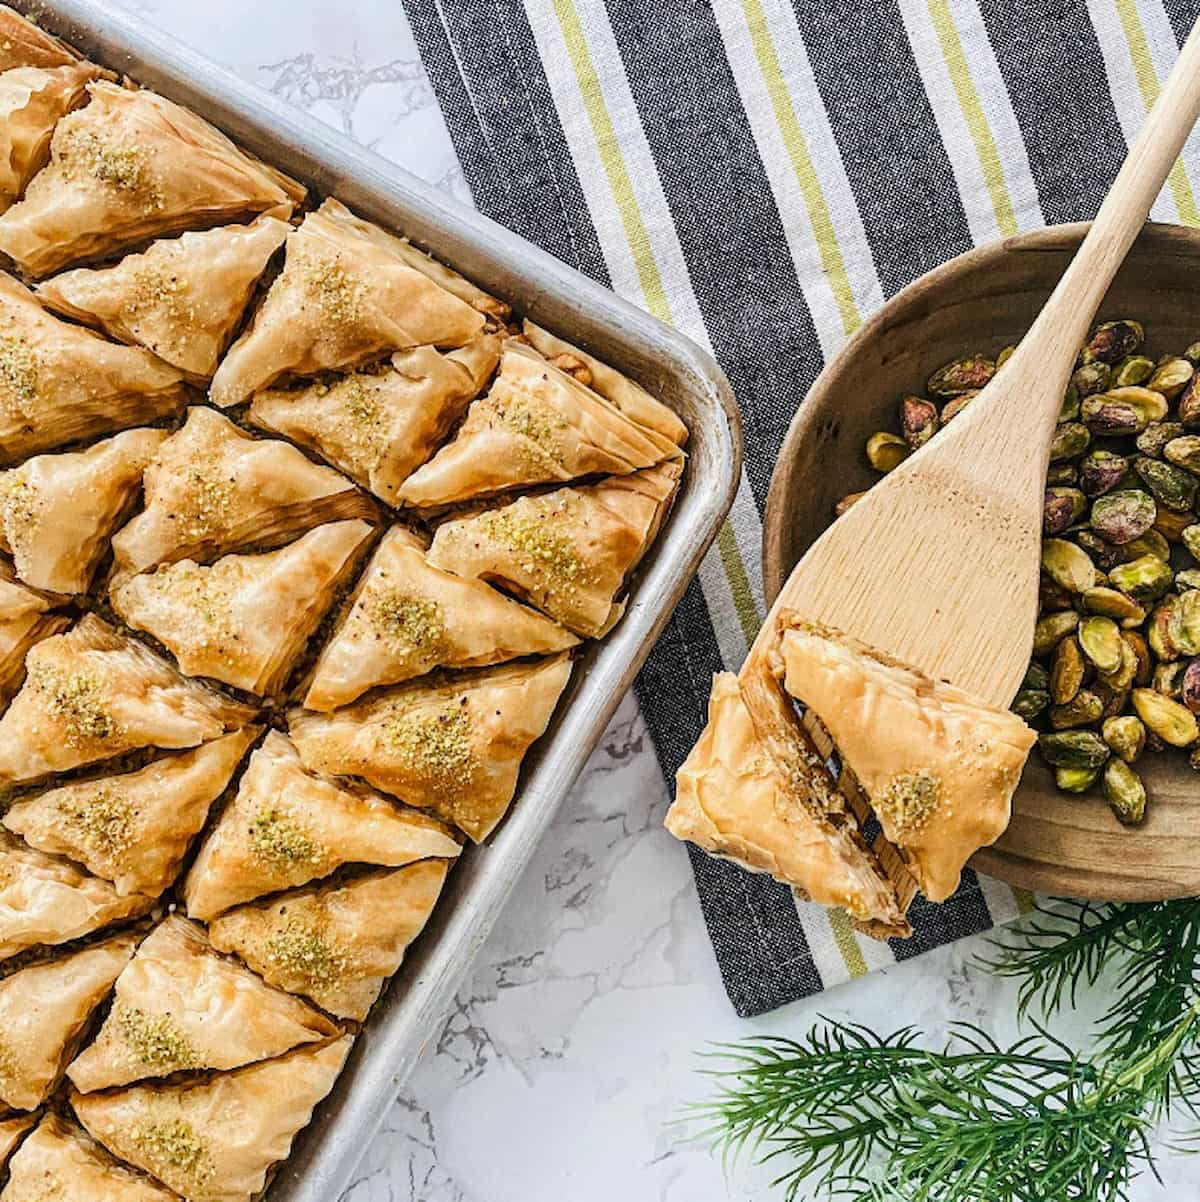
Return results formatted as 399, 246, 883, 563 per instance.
101, 2, 1200, 1197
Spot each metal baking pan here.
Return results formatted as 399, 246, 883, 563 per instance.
9, 0, 742, 1197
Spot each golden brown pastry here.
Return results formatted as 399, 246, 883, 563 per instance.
0, 831, 154, 960
0, 615, 255, 785
427, 460, 681, 638
0, 1113, 34, 1178
1, 1114, 181, 1202
4, 729, 258, 896
398, 341, 682, 507
109, 407, 375, 582
183, 731, 460, 921
0, 7, 78, 71
0, 560, 66, 707
209, 859, 449, 1021
37, 213, 290, 377
289, 654, 573, 842
0, 81, 303, 277
522, 321, 688, 445
777, 618, 1035, 902
0, 272, 188, 466
111, 520, 374, 696
68, 917, 337, 1093
304, 525, 577, 711
209, 198, 486, 408
0, 427, 166, 593
0, 932, 136, 1109
72, 1036, 352, 1202
247, 334, 501, 503
0, 62, 100, 211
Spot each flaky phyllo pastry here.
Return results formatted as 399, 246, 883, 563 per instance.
183, 731, 461, 921
304, 524, 577, 711
399, 341, 683, 507
0, 831, 153, 960
209, 198, 488, 408
0, 932, 135, 1109
110, 407, 375, 581
111, 520, 374, 696
37, 213, 290, 377
4, 729, 258, 896
69, 917, 336, 1093
72, 1036, 352, 1202
428, 460, 682, 638
0, 1114, 35, 1178
0, 272, 187, 465
0, 81, 303, 276
0, 5, 79, 71
0, 559, 66, 704
0, 426, 166, 593
289, 654, 574, 842
248, 334, 501, 502
0, 614, 254, 784
2, 1115, 181, 1202
209, 859, 449, 1021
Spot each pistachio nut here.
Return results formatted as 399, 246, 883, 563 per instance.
1071, 361, 1112, 399
1148, 356, 1195, 398
1178, 569, 1200, 592
1089, 488, 1156, 544
996, 345, 1016, 369
1124, 629, 1153, 685
1042, 538, 1097, 593
927, 355, 994, 398
1153, 508, 1195, 543
1078, 616, 1123, 675
1012, 689, 1050, 721
1059, 385, 1081, 423
1182, 659, 1200, 714
1103, 758, 1147, 825
1171, 589, 1200, 656
1033, 611, 1081, 657
1043, 487, 1087, 535
1081, 320, 1144, 365
1115, 355, 1155, 387
834, 491, 866, 517
1082, 586, 1146, 626
1076, 530, 1123, 572
1038, 729, 1109, 769
1100, 638, 1138, 694
1165, 434, 1200, 476
1050, 690, 1104, 730
941, 389, 979, 423
1153, 661, 1186, 699
1081, 396, 1144, 437
1102, 714, 1146, 764
1120, 528, 1171, 562
1040, 576, 1077, 613
1057, 765, 1102, 794
1134, 456, 1198, 512
1050, 636, 1086, 705
866, 431, 908, 473
1180, 375, 1200, 429
1132, 687, 1200, 746
1108, 554, 1174, 603
1022, 661, 1050, 691
1184, 525, 1200, 562
899, 395, 939, 450
1047, 463, 1079, 486
1108, 386, 1169, 424
1050, 422, 1091, 462
1136, 421, 1185, 458
1149, 596, 1182, 662
1079, 449, 1129, 497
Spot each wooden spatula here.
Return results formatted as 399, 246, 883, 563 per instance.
753, 25, 1200, 708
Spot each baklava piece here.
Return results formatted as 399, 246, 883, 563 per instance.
72, 1036, 353, 1202
398, 341, 682, 507
304, 525, 577, 711
38, 213, 290, 378
0, 561, 66, 706
0, 81, 303, 276
288, 654, 573, 842
0, 427, 166, 594
209, 858, 449, 1022
0, 273, 187, 465
0, 6, 80, 71
209, 198, 487, 407
183, 731, 460, 921
248, 334, 501, 503
0, 932, 136, 1109
68, 917, 337, 1093
427, 460, 681, 638
109, 407, 375, 581
0, 1114, 34, 1177
4, 728, 258, 897
0, 615, 255, 785
111, 520, 374, 696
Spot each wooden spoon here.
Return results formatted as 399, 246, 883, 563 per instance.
752, 26, 1200, 709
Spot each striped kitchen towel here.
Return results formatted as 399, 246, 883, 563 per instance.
402, 0, 1200, 1016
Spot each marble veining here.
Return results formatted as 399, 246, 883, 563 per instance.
99, 2, 1200, 1197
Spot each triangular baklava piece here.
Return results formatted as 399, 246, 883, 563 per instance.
68, 917, 337, 1093
288, 654, 573, 842
0, 561, 66, 706
0, 81, 303, 277
209, 198, 486, 408
0, 273, 188, 466
0, 426, 166, 594
304, 525, 577, 711
72, 1036, 352, 1202
398, 341, 682, 507
0, 62, 100, 211
247, 334, 501, 503
0, 831, 154, 961
2, 1115, 180, 1202
427, 460, 681, 637
111, 520, 374, 696
37, 213, 289, 378
209, 859, 449, 1021
183, 731, 460, 921
0, 6, 80, 71
0, 931, 136, 1109
0, 615, 255, 785
110, 407, 375, 582
4, 729, 258, 897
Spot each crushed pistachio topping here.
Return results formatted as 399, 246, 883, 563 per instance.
0, 335, 39, 412
382, 701, 475, 794
476, 507, 587, 591
365, 588, 445, 658
249, 807, 320, 866
31, 665, 119, 746
488, 390, 567, 465
264, 920, 347, 985
0, 470, 39, 542
58, 126, 163, 208
172, 460, 235, 542
116, 1005, 196, 1071
877, 770, 942, 835
0, 1036, 20, 1087
63, 785, 136, 858
132, 1118, 213, 1185
302, 251, 364, 324
143, 561, 241, 660
126, 262, 194, 325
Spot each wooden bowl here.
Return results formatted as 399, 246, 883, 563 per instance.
763, 222, 1200, 901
